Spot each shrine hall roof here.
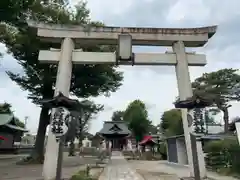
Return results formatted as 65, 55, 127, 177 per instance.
98, 121, 131, 135
0, 113, 28, 132
0, 114, 14, 125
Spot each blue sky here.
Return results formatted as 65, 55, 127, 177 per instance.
1, 0, 240, 134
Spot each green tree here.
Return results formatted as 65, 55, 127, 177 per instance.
148, 123, 158, 134
67, 100, 103, 156
14, 117, 25, 128
0, 0, 35, 25
111, 110, 124, 121
160, 109, 184, 137
77, 101, 103, 147
192, 68, 240, 133
123, 100, 150, 142
2, 1, 123, 162
0, 102, 12, 113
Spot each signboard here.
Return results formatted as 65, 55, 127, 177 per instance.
51, 107, 69, 139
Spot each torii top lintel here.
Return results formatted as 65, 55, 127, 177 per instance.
28, 21, 217, 47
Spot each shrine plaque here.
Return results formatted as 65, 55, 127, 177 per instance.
51, 107, 69, 138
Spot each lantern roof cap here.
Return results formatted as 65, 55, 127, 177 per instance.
40, 92, 82, 110
174, 93, 213, 109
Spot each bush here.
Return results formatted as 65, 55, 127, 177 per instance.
205, 138, 240, 175
70, 169, 98, 180
70, 170, 90, 180
159, 143, 167, 160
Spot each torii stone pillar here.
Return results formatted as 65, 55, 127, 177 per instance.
236, 122, 240, 145
173, 41, 207, 178
43, 38, 74, 180
173, 41, 195, 176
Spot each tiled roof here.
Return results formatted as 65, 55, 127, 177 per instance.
5, 124, 28, 132
0, 113, 28, 132
139, 135, 157, 145
0, 114, 14, 125
98, 121, 131, 135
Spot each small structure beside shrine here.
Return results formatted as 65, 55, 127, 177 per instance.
98, 121, 132, 150
165, 135, 189, 165
139, 135, 158, 152
165, 134, 229, 165
0, 113, 28, 151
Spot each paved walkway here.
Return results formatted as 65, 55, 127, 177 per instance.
99, 151, 144, 180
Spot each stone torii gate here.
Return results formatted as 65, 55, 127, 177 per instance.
29, 22, 217, 180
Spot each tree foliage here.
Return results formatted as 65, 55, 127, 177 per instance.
77, 101, 103, 140
67, 100, 103, 156
192, 68, 240, 133
148, 123, 158, 134
0, 0, 35, 25
1, 0, 123, 161
111, 110, 124, 121
123, 100, 150, 142
0, 102, 12, 114
4, 1, 123, 104
160, 109, 184, 137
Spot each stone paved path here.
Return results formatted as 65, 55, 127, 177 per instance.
99, 151, 144, 180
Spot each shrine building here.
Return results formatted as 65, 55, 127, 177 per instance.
97, 121, 133, 150
0, 113, 28, 152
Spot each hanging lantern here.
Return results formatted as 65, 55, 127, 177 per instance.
40, 92, 81, 111
40, 92, 82, 141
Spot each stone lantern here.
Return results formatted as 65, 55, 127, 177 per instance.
40, 92, 81, 180
174, 93, 213, 180
174, 94, 213, 109
41, 92, 80, 111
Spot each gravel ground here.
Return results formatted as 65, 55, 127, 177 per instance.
0, 152, 99, 180
136, 169, 179, 180
128, 160, 239, 180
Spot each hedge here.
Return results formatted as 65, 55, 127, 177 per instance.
205, 137, 240, 175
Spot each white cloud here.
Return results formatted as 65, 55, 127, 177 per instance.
87, 0, 134, 19
1, 0, 240, 135
167, 0, 210, 23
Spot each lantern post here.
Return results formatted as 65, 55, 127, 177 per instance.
40, 92, 81, 180
175, 93, 213, 180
